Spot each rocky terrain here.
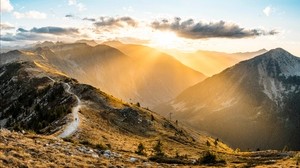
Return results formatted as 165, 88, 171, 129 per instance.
0, 129, 299, 167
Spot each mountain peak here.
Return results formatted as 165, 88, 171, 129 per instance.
265, 48, 292, 58
7, 50, 22, 55
269, 47, 287, 53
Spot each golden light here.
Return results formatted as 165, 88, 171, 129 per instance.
151, 31, 179, 49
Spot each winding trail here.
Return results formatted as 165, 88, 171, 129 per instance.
58, 83, 81, 138
46, 76, 81, 138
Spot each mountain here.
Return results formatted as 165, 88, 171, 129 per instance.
0, 60, 297, 166
155, 48, 300, 150
103, 41, 206, 106
0, 60, 298, 167
75, 39, 99, 46
0, 60, 234, 165
0, 42, 205, 108
165, 49, 267, 76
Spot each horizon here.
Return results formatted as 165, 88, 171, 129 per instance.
1, 0, 300, 56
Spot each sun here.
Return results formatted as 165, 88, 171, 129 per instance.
151, 31, 179, 49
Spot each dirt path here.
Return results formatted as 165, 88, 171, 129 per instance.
46, 76, 81, 138
58, 82, 81, 138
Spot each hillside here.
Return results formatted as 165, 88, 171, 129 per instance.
0, 60, 299, 167
165, 49, 267, 76
0, 42, 205, 108
155, 48, 300, 150
0, 60, 228, 166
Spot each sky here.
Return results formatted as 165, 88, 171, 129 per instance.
1, 0, 300, 55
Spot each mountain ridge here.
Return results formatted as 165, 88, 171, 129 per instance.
1, 42, 205, 108
155, 48, 300, 150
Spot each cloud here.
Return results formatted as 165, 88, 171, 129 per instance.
0, 32, 47, 41
263, 6, 273, 16
68, 0, 86, 11
151, 17, 278, 39
94, 16, 137, 28
13, 11, 47, 19
65, 14, 74, 18
82, 17, 96, 22
1, 26, 80, 42
68, 0, 76, 5
0, 0, 13, 12
0, 23, 15, 30
17, 26, 79, 35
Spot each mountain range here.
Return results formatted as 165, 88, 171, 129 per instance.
0, 60, 217, 153
165, 48, 267, 76
0, 42, 205, 108
155, 48, 300, 150
1, 44, 300, 166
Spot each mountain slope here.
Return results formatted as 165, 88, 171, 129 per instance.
166, 49, 267, 76
103, 41, 207, 106
1, 60, 299, 167
0, 60, 232, 160
155, 48, 300, 150
0, 42, 205, 108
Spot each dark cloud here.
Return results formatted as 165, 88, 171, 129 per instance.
17, 26, 79, 35
94, 16, 137, 28
82, 17, 96, 22
0, 23, 15, 30
17, 28, 28, 32
65, 14, 74, 18
151, 18, 278, 39
0, 32, 46, 41
1, 26, 80, 42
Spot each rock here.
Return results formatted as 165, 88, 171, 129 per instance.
143, 162, 151, 167
91, 153, 99, 158
103, 153, 110, 158
104, 150, 111, 155
129, 157, 138, 163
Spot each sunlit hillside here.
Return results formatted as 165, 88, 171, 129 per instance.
164, 49, 267, 76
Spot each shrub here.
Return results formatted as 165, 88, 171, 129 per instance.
197, 151, 226, 165
151, 114, 155, 121
135, 143, 146, 155
198, 151, 216, 164
214, 138, 218, 146
95, 143, 107, 150
148, 155, 188, 164
136, 102, 140, 107
63, 137, 74, 143
80, 140, 92, 146
206, 140, 211, 147
153, 140, 164, 156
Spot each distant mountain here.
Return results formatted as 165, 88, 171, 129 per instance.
103, 41, 206, 106
155, 48, 300, 150
75, 39, 99, 46
166, 49, 267, 76
0, 42, 205, 108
